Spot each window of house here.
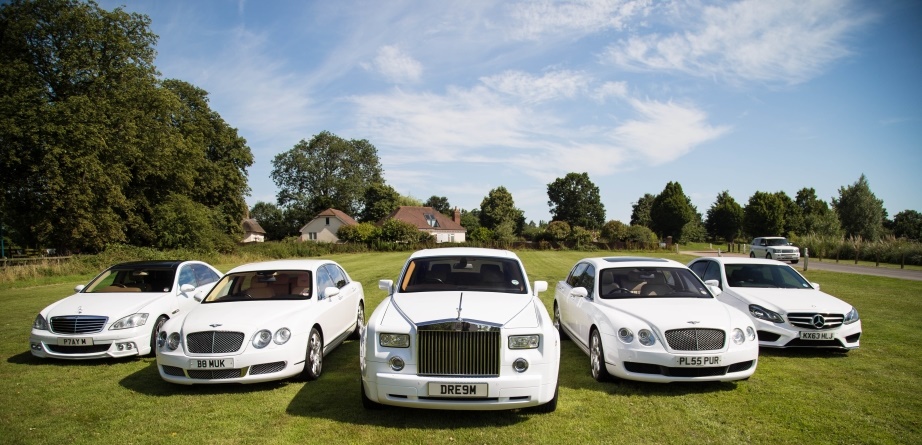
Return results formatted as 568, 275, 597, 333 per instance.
325, 217, 330, 225
309, 232, 317, 240
424, 213, 439, 228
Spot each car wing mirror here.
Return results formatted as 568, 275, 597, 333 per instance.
75, 284, 86, 293
323, 286, 340, 300
179, 283, 196, 294
378, 279, 394, 293
811, 282, 820, 291
193, 291, 204, 302
704, 280, 722, 297
569, 287, 588, 299
533, 281, 548, 294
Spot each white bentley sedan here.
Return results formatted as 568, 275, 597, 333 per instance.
156, 259, 364, 384
554, 257, 758, 383
361, 248, 560, 412
687, 257, 861, 350
30, 260, 222, 359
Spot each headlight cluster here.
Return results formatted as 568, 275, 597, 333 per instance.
33, 314, 48, 331
109, 313, 149, 330
252, 328, 291, 349
379, 333, 410, 348
749, 304, 784, 323
843, 307, 860, 325
158, 331, 181, 350
617, 327, 656, 346
508, 335, 540, 349
731, 327, 757, 345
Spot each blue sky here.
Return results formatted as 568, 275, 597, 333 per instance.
100, 0, 921, 224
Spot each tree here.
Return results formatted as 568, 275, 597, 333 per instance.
249, 202, 288, 241
680, 219, 707, 243
630, 194, 655, 228
424, 196, 451, 216
378, 219, 425, 243
600, 220, 629, 243
546, 221, 571, 241
624, 225, 658, 246
546, 172, 606, 230
151, 194, 228, 251
833, 174, 886, 241
460, 209, 481, 231
705, 191, 743, 243
743, 192, 785, 237
271, 131, 383, 218
479, 186, 524, 234
891, 210, 922, 241
649, 182, 695, 241
775, 191, 803, 236
359, 183, 400, 223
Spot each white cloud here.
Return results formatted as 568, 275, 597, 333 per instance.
370, 45, 423, 84
507, 0, 652, 40
603, 0, 874, 85
480, 70, 592, 103
613, 99, 730, 165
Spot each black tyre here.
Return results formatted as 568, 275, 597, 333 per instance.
553, 303, 567, 340
302, 327, 323, 381
791, 260, 799, 264
590, 329, 611, 382
749, 252, 755, 258
349, 302, 365, 340
148, 316, 168, 357
766, 253, 773, 260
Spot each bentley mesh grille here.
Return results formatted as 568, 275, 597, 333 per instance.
186, 331, 245, 354
787, 313, 843, 330
250, 361, 287, 375
50, 316, 107, 334
187, 369, 244, 379
664, 328, 725, 351
418, 330, 500, 376
161, 365, 186, 377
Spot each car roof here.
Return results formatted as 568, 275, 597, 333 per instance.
691, 257, 790, 266
109, 260, 189, 270
226, 259, 337, 274
577, 256, 687, 269
408, 247, 520, 260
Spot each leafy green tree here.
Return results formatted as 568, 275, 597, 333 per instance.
469, 227, 493, 243
796, 188, 840, 236
743, 191, 785, 237
600, 220, 629, 242
397, 194, 423, 207
460, 209, 481, 231
775, 191, 803, 236
151, 194, 226, 250
359, 183, 400, 222
546, 221, 571, 241
424, 196, 451, 215
249, 202, 287, 241
546, 172, 606, 230
705, 191, 743, 243
891, 210, 922, 241
271, 131, 383, 218
650, 182, 695, 241
337, 222, 379, 243
569, 226, 593, 247
630, 193, 655, 228
680, 219, 707, 243
479, 186, 524, 234
625, 225, 658, 246
377, 219, 423, 243
833, 174, 886, 241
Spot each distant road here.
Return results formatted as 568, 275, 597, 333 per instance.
682, 251, 922, 282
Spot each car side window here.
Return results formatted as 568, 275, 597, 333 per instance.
689, 261, 708, 278
324, 264, 348, 288
315, 267, 336, 299
192, 264, 219, 286
567, 263, 588, 287
702, 261, 722, 284
178, 266, 196, 288
579, 264, 596, 296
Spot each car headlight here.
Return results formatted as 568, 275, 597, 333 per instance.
508, 335, 540, 349
252, 329, 272, 349
749, 305, 784, 323
379, 333, 410, 348
167, 332, 181, 350
637, 329, 656, 346
157, 331, 167, 348
617, 327, 634, 343
109, 313, 149, 330
843, 307, 860, 325
273, 328, 291, 345
33, 314, 49, 331
746, 326, 756, 341
732, 328, 745, 345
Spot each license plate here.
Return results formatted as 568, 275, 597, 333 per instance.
428, 383, 487, 397
676, 356, 721, 366
799, 331, 835, 340
189, 358, 233, 369
58, 337, 93, 346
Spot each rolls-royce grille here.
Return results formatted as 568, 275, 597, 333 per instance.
788, 313, 843, 330
418, 330, 500, 376
186, 331, 245, 354
50, 316, 107, 334
665, 328, 725, 351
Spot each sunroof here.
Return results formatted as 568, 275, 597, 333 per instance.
603, 257, 668, 263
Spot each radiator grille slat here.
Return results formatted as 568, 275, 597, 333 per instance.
418, 330, 500, 376
787, 312, 844, 330
186, 331, 245, 354
665, 328, 725, 351
50, 316, 108, 334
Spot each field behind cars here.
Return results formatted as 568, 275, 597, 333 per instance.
1, 251, 919, 445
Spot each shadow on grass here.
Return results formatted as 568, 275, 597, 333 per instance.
758, 347, 853, 359
118, 356, 289, 396
7, 350, 146, 367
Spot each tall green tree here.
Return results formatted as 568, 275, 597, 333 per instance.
424, 196, 451, 215
833, 174, 886, 241
546, 172, 606, 230
359, 183, 400, 223
891, 210, 922, 241
796, 187, 841, 237
743, 191, 785, 237
271, 131, 383, 218
479, 186, 524, 234
705, 191, 743, 242
649, 182, 695, 241
774, 191, 804, 236
630, 193, 655, 228
249, 201, 288, 241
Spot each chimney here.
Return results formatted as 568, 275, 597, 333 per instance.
453, 207, 461, 224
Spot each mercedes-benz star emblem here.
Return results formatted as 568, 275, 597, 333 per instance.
811, 314, 825, 329
77, 306, 83, 314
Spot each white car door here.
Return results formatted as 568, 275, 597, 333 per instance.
318, 264, 354, 338
559, 263, 587, 337
570, 264, 597, 345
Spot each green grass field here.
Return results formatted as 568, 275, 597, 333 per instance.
1, 250, 919, 444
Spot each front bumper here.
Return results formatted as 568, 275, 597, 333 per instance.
156, 336, 306, 384
755, 319, 861, 349
29, 328, 150, 359
604, 334, 759, 383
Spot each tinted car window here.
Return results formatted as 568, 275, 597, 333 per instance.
192, 264, 219, 286
567, 263, 588, 287
324, 264, 348, 288
316, 266, 336, 298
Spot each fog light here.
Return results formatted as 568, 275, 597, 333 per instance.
30, 342, 42, 351
388, 356, 405, 371
117, 343, 124, 351
513, 358, 529, 373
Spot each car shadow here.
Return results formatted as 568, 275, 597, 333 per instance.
758, 347, 853, 359
7, 350, 146, 367
119, 357, 288, 396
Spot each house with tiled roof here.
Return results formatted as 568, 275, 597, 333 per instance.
384, 206, 466, 243
241, 218, 267, 243
300, 208, 358, 243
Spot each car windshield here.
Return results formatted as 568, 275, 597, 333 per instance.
765, 238, 790, 246
399, 256, 527, 294
84, 266, 176, 293
597, 267, 712, 299
724, 264, 812, 289
204, 270, 313, 302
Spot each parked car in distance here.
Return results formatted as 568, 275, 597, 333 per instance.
554, 257, 758, 383
30, 260, 221, 359
361, 248, 560, 412
750, 237, 800, 263
687, 257, 860, 350
156, 259, 364, 384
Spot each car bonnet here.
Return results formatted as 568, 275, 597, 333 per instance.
392, 291, 534, 326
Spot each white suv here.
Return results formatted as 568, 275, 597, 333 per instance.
750, 237, 800, 264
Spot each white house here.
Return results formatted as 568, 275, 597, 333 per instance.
299, 208, 358, 243
384, 206, 467, 243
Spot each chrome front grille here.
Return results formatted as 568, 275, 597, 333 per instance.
665, 328, 725, 351
186, 331, 245, 354
418, 329, 501, 376
788, 313, 843, 330
50, 315, 108, 334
